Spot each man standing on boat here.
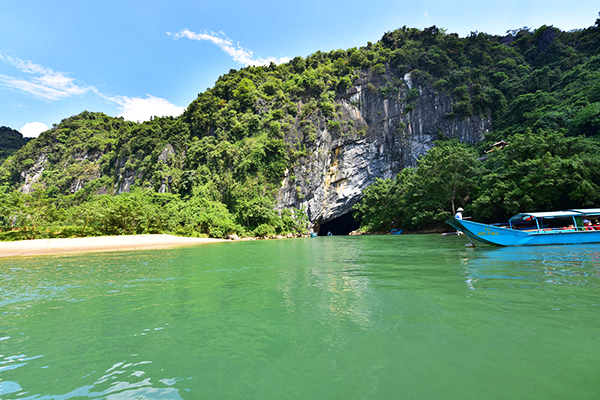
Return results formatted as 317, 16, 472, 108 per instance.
455, 207, 464, 220
454, 207, 464, 235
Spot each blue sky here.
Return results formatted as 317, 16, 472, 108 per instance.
1, 1, 598, 137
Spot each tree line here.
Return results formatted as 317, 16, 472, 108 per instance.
353, 131, 600, 232
0, 188, 309, 240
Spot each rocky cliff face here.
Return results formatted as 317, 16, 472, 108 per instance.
276, 71, 491, 230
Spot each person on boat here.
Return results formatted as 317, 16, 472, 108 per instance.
455, 207, 464, 220
454, 207, 464, 235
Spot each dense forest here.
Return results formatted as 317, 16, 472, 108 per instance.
1, 15, 600, 240
354, 17, 600, 232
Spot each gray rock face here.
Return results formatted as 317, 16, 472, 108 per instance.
538, 27, 557, 52
276, 72, 491, 229
20, 154, 48, 194
20, 150, 103, 194
158, 144, 175, 163
113, 157, 142, 195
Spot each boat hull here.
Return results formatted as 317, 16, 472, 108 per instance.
446, 218, 600, 246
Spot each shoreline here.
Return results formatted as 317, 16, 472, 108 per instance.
0, 234, 228, 258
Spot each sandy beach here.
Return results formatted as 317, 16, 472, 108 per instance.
0, 234, 228, 258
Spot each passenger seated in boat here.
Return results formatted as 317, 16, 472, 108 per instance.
584, 220, 594, 230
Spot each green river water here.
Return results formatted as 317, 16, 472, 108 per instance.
0, 235, 598, 399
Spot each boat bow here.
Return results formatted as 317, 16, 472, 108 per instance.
446, 218, 534, 246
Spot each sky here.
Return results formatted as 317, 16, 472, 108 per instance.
1, 1, 598, 137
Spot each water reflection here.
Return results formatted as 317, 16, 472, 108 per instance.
0, 351, 185, 399
462, 245, 600, 293
304, 237, 377, 329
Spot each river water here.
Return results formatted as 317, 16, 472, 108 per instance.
0, 235, 598, 399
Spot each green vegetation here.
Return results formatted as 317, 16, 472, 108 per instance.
354, 16, 600, 232
2, 15, 600, 237
0, 113, 310, 239
0, 187, 310, 240
354, 134, 600, 232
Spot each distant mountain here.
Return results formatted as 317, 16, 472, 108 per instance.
0, 127, 31, 165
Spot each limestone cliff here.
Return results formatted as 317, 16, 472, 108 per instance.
276, 71, 491, 230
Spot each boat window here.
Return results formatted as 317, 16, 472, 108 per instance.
574, 216, 585, 231
537, 217, 577, 230
511, 219, 538, 230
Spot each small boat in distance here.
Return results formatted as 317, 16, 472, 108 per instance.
446, 208, 600, 246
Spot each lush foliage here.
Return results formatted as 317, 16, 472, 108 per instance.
355, 131, 600, 231
0, 187, 309, 241
354, 15, 600, 231
472, 130, 600, 221
0, 112, 310, 238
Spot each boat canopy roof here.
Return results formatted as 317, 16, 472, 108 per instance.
509, 208, 600, 222
566, 208, 600, 215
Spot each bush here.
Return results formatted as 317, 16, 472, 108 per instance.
434, 79, 449, 91
320, 101, 335, 117
327, 120, 341, 131
453, 100, 473, 116
253, 223, 275, 237
452, 85, 470, 101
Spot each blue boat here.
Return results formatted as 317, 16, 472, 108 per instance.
446, 208, 600, 246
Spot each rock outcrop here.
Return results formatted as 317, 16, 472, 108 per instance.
20, 154, 48, 194
276, 72, 491, 229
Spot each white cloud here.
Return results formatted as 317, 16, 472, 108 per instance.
0, 52, 93, 100
424, 11, 428, 18
168, 29, 290, 67
107, 94, 185, 122
1, 52, 184, 126
20, 122, 48, 138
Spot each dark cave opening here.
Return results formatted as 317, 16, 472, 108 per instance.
317, 212, 360, 236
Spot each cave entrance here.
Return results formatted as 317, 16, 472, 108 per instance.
317, 212, 360, 236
